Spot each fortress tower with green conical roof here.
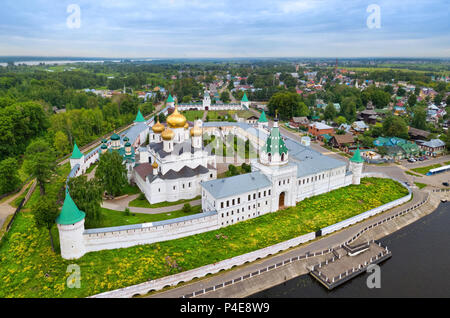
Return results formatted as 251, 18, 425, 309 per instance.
257, 110, 269, 130
134, 109, 146, 123
349, 146, 364, 185
241, 92, 250, 108
56, 191, 86, 259
69, 142, 84, 170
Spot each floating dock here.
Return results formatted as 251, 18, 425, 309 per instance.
309, 241, 391, 290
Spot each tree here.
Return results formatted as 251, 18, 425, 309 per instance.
407, 94, 417, 108
434, 94, 443, 105
267, 91, 302, 120
341, 97, 357, 122
33, 197, 59, 252
396, 86, 406, 96
23, 139, 56, 195
95, 151, 128, 197
158, 113, 166, 123
182, 203, 192, 213
68, 175, 103, 228
324, 102, 337, 121
411, 106, 427, 130
54, 131, 71, 156
383, 116, 409, 139
336, 116, 347, 125
220, 91, 231, 103
297, 102, 310, 117
182, 95, 192, 103
0, 157, 21, 195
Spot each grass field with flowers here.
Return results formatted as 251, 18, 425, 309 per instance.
0, 177, 408, 298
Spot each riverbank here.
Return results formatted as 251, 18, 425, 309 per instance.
148, 189, 446, 298
254, 199, 450, 298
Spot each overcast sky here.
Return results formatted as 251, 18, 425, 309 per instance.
0, 0, 448, 58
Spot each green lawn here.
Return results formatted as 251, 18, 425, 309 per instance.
182, 110, 204, 122
129, 195, 201, 209
405, 170, 422, 177
414, 182, 428, 189
411, 163, 443, 175
96, 206, 202, 228
0, 177, 408, 298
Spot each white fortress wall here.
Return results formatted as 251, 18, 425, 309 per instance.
91, 231, 316, 298
83, 211, 219, 252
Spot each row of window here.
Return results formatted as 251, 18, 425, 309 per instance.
221, 212, 261, 226
220, 200, 269, 218
297, 169, 345, 186
219, 189, 271, 209
278, 178, 290, 186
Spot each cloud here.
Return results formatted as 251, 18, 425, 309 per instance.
0, 0, 448, 57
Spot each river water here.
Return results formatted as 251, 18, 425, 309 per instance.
252, 202, 450, 298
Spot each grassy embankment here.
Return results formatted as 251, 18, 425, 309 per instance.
0, 177, 408, 298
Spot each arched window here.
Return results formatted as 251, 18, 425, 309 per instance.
268, 153, 272, 162
281, 153, 285, 161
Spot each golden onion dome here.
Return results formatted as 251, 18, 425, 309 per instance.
190, 125, 202, 137
161, 128, 174, 141
151, 161, 158, 169
166, 106, 186, 128
184, 122, 189, 129
151, 119, 165, 134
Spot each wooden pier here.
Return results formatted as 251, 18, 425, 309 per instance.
309, 241, 391, 290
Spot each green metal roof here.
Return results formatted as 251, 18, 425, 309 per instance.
56, 191, 86, 225
241, 93, 249, 102
350, 147, 364, 163
70, 143, 83, 159
262, 124, 288, 156
167, 94, 174, 103
134, 110, 146, 123
258, 110, 268, 123
111, 132, 120, 141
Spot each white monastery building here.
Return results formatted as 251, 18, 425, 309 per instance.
57, 94, 364, 259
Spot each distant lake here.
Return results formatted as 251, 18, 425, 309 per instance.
252, 202, 450, 298
0, 60, 124, 67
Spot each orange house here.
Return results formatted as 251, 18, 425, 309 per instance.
308, 122, 334, 137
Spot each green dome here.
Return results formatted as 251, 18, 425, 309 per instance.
56, 192, 86, 225
111, 133, 120, 141
123, 136, 129, 142
167, 94, 174, 103
241, 92, 249, 102
101, 144, 107, 149
125, 142, 131, 147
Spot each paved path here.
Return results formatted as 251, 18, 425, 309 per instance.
0, 181, 32, 230
102, 196, 202, 214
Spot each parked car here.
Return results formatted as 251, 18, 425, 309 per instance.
407, 158, 416, 163
443, 182, 449, 187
